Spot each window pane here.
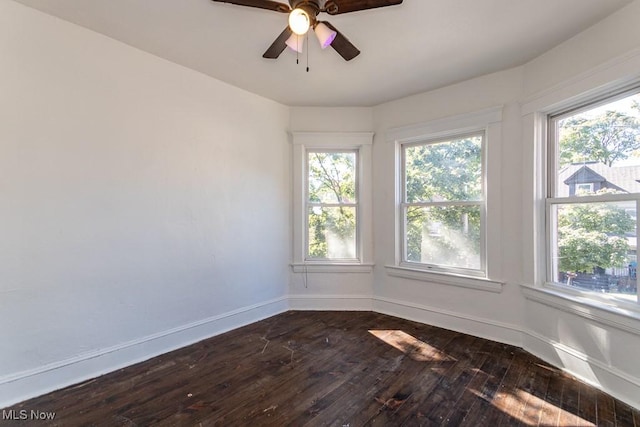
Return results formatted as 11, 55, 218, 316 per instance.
551, 201, 638, 303
308, 152, 356, 203
308, 206, 356, 259
556, 92, 640, 197
405, 205, 481, 269
405, 135, 482, 203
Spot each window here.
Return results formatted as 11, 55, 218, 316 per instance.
400, 132, 485, 276
575, 183, 594, 194
384, 106, 503, 290
547, 88, 640, 304
291, 132, 373, 273
306, 151, 358, 260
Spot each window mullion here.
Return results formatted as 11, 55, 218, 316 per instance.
307, 202, 358, 207
404, 200, 483, 208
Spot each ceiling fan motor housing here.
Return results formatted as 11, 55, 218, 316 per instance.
290, 0, 321, 20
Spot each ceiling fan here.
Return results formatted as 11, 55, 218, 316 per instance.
211, 0, 403, 61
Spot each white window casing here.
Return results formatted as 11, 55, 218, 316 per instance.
384, 106, 505, 292
544, 85, 640, 310
518, 38, 640, 317
291, 132, 374, 273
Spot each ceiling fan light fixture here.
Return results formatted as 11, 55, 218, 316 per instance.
285, 33, 304, 53
288, 8, 310, 35
314, 22, 337, 49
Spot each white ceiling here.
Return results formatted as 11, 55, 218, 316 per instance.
12, 0, 634, 106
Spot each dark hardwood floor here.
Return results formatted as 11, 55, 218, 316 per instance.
3, 311, 639, 426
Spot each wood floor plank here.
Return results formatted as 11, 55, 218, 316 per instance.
577, 380, 598, 425
535, 368, 564, 426
597, 389, 617, 427
488, 349, 532, 426
558, 374, 581, 426
455, 342, 515, 426
520, 361, 553, 426
615, 399, 638, 427
425, 336, 496, 424
3, 311, 638, 427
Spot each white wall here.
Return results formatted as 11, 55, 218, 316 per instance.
289, 107, 373, 133
0, 0, 290, 407
522, 0, 640, 99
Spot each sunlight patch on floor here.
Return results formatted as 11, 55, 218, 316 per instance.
476, 387, 596, 426
368, 330, 453, 362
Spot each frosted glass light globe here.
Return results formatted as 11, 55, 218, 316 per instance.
314, 22, 337, 49
289, 8, 310, 35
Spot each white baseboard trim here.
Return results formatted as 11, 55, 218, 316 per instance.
522, 329, 640, 409
372, 296, 523, 347
288, 294, 373, 311
0, 296, 288, 410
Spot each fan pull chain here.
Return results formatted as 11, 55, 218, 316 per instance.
296, 34, 299, 64
306, 31, 310, 72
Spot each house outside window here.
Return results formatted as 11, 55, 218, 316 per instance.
400, 132, 485, 276
547, 89, 640, 304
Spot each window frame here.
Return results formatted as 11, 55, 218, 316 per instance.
383, 105, 504, 291
545, 86, 640, 307
304, 148, 360, 262
291, 132, 374, 273
398, 131, 487, 277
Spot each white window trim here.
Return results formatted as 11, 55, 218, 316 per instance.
520, 48, 640, 315
384, 106, 504, 289
385, 265, 503, 293
291, 132, 374, 273
521, 284, 640, 335
543, 86, 640, 308
399, 130, 487, 277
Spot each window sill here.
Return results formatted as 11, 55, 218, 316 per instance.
521, 284, 640, 335
291, 263, 374, 273
384, 265, 504, 293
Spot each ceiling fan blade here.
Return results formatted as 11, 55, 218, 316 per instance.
323, 0, 402, 15
322, 21, 360, 61
263, 26, 293, 59
211, 0, 290, 13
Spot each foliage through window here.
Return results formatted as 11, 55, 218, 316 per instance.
306, 151, 358, 260
401, 133, 485, 274
548, 89, 640, 303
